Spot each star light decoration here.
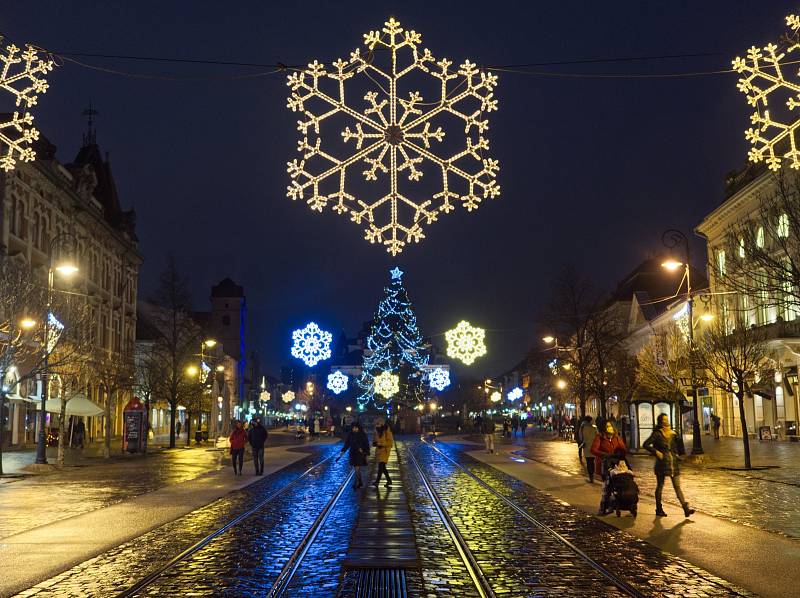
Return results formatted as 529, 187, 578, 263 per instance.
327, 370, 349, 395
428, 367, 451, 391
445, 320, 487, 366
507, 387, 523, 402
290, 322, 333, 367
286, 17, 500, 255
733, 10, 800, 170
282, 390, 296, 404
373, 370, 400, 399
0, 37, 54, 172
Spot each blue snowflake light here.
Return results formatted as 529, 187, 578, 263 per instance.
290, 322, 333, 367
507, 387, 523, 402
327, 370, 349, 395
428, 368, 451, 391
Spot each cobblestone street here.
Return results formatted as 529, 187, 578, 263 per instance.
506, 431, 800, 539
1, 434, 780, 597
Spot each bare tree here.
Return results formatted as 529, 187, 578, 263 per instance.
91, 343, 135, 458
635, 323, 689, 404
134, 342, 166, 438
0, 256, 45, 474
694, 314, 769, 469
544, 266, 599, 417
716, 171, 800, 318
148, 257, 201, 448
584, 306, 630, 420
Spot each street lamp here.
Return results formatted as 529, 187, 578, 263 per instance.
542, 335, 555, 344
556, 379, 567, 390
35, 233, 80, 465
186, 365, 199, 377
662, 228, 703, 456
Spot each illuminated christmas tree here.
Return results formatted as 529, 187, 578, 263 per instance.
358, 267, 429, 406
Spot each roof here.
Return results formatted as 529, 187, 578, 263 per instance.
211, 277, 244, 298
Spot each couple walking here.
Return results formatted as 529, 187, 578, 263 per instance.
337, 418, 394, 489
228, 417, 268, 476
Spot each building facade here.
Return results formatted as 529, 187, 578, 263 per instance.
0, 130, 141, 447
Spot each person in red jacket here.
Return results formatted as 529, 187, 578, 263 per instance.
229, 420, 248, 476
590, 420, 627, 514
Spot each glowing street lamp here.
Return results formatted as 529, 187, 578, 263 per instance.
186, 365, 199, 377
20, 317, 36, 330
556, 379, 567, 390
542, 335, 555, 344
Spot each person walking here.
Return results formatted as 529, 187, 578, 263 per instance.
590, 420, 627, 514
579, 416, 598, 483
502, 417, 509, 439
520, 418, 528, 437
229, 420, 248, 476
372, 418, 394, 487
481, 414, 495, 454
512, 417, 519, 438
576, 416, 586, 461
175, 420, 182, 439
248, 417, 268, 475
711, 414, 721, 440
643, 414, 695, 518
337, 422, 370, 489
74, 418, 86, 449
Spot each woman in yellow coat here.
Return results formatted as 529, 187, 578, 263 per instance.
372, 418, 394, 487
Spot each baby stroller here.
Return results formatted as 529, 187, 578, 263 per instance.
602, 455, 638, 517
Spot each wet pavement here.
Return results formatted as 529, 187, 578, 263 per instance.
506, 431, 800, 539
9, 435, 759, 597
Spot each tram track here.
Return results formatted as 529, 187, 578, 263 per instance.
116, 454, 352, 598
417, 438, 647, 598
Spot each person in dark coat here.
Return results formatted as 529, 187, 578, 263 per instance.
248, 417, 268, 475
229, 420, 248, 476
590, 420, 627, 514
337, 422, 370, 489
643, 414, 694, 518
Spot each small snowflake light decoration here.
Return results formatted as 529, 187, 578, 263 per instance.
732, 11, 800, 170
286, 17, 500, 255
445, 320, 487, 366
282, 390, 296, 404
327, 370, 349, 395
373, 370, 400, 399
291, 322, 333, 367
507, 387, 523, 402
428, 367, 451, 391
0, 37, 54, 172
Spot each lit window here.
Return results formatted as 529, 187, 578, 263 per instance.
756, 226, 765, 248
717, 249, 726, 276
778, 213, 790, 238
739, 237, 746, 258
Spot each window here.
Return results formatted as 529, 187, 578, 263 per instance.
778, 213, 790, 238
782, 258, 798, 321
756, 226, 765, 248
32, 212, 40, 248
717, 249, 726, 276
739, 237, 746, 259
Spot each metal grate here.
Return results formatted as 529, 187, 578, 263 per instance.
354, 569, 408, 598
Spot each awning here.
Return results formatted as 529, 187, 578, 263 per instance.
34, 395, 104, 417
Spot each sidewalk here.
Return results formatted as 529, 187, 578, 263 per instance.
493, 430, 800, 540
452, 436, 800, 598
0, 441, 336, 597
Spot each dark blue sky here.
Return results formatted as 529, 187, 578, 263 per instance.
2, 1, 789, 377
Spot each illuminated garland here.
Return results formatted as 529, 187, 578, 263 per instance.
507, 387, 523, 402
373, 371, 400, 398
445, 320, 487, 366
0, 38, 54, 172
733, 10, 800, 170
286, 17, 500, 255
428, 367, 451, 391
282, 390, 295, 404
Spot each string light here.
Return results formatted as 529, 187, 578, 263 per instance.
733, 11, 800, 170
428, 367, 451, 391
0, 37, 54, 172
290, 322, 333, 367
285, 17, 500, 255
445, 320, 487, 366
282, 390, 295, 404
373, 371, 400, 399
327, 370, 349, 395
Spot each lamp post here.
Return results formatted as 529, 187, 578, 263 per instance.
35, 233, 80, 465
662, 228, 704, 456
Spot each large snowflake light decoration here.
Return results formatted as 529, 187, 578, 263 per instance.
733, 11, 800, 170
327, 370, 349, 395
282, 390, 296, 404
0, 37, 54, 172
445, 320, 487, 366
507, 387, 523, 402
373, 370, 400, 399
428, 367, 451, 391
286, 17, 500, 255
291, 322, 333, 367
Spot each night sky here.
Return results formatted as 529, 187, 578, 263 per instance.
1, 1, 789, 378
